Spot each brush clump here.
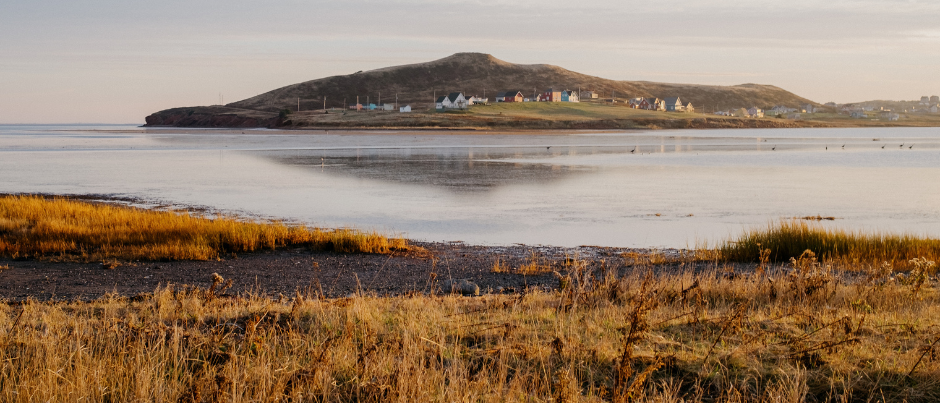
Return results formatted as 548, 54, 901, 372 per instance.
0, 195, 420, 261
720, 219, 940, 270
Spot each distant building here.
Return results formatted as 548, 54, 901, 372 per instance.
539, 89, 562, 102
628, 98, 643, 109
684, 102, 695, 113
714, 111, 731, 116
801, 103, 817, 113
382, 104, 395, 111
349, 103, 362, 111
851, 110, 867, 119
663, 97, 685, 112
921, 96, 931, 105
399, 105, 412, 113
787, 113, 802, 120
496, 91, 524, 103
930, 105, 939, 114
770, 106, 796, 114
436, 92, 468, 109
580, 91, 599, 99
747, 107, 764, 118
467, 96, 488, 105
882, 112, 899, 121
561, 90, 579, 102
638, 97, 663, 111
932, 95, 940, 104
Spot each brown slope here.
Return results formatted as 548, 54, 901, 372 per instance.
227, 52, 818, 112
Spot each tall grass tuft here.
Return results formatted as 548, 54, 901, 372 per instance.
0, 195, 418, 261
721, 219, 940, 269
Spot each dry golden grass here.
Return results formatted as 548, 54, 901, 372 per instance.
3, 256, 940, 402
0, 195, 418, 261
721, 219, 940, 270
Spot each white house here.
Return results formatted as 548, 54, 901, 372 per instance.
436, 92, 468, 109
747, 107, 764, 118
467, 96, 488, 105
399, 105, 412, 113
382, 104, 395, 111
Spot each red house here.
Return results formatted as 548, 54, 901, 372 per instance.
496, 90, 524, 102
538, 88, 562, 102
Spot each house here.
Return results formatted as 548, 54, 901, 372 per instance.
382, 104, 395, 111
770, 106, 795, 114
932, 96, 940, 104
713, 111, 731, 116
580, 91, 599, 99
732, 108, 750, 117
850, 111, 867, 119
467, 96, 488, 106
627, 98, 643, 108
663, 97, 684, 112
561, 90, 579, 102
399, 105, 412, 113
801, 103, 817, 113
684, 102, 695, 113
349, 103, 362, 111
436, 92, 468, 109
638, 97, 663, 111
882, 112, 899, 121
930, 105, 939, 114
367, 103, 377, 111
539, 89, 562, 102
497, 91, 524, 103
747, 107, 764, 118
921, 96, 930, 105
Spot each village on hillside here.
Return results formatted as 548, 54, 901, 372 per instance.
343, 90, 940, 122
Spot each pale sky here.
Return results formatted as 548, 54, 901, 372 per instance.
2, 0, 939, 124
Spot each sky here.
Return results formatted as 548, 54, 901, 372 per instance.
1, 0, 939, 124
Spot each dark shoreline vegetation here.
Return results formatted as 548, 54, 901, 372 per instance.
2, 195, 940, 401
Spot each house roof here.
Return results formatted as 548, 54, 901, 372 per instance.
503, 90, 523, 97
446, 92, 463, 102
436, 96, 447, 103
663, 97, 682, 105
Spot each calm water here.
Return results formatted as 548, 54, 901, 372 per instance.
1, 124, 938, 248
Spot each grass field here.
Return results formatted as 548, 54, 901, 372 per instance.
2, 259, 939, 402
0, 195, 418, 262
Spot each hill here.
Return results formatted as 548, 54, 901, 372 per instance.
225, 52, 818, 112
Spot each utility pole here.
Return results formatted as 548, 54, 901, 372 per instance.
395, 93, 398, 111
297, 97, 300, 112
378, 92, 381, 106
356, 96, 359, 112
323, 97, 326, 111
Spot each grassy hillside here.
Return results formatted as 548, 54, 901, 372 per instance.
226, 53, 819, 112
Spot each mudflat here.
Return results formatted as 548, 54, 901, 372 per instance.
0, 242, 681, 301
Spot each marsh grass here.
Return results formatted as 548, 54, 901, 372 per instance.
0, 195, 419, 262
721, 219, 940, 270
2, 258, 940, 402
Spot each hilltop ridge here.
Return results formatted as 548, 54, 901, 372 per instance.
225, 52, 817, 112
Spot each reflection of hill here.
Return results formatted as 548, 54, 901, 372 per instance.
267, 150, 595, 192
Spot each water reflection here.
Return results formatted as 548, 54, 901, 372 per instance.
267, 147, 597, 192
